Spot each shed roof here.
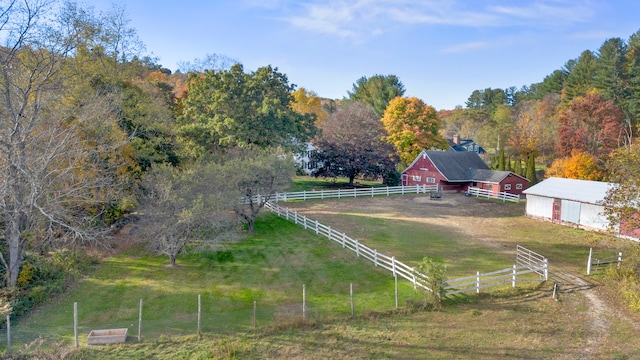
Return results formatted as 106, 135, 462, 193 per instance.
472, 169, 512, 183
523, 177, 614, 205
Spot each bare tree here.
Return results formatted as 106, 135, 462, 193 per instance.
219, 147, 295, 233
0, 1, 129, 286
138, 163, 240, 267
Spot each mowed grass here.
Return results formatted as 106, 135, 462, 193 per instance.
287, 176, 384, 192
12, 215, 425, 346
283, 195, 633, 277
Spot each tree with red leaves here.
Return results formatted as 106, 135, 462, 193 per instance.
556, 92, 625, 160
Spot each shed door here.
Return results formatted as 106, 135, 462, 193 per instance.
552, 199, 561, 223
401, 174, 408, 186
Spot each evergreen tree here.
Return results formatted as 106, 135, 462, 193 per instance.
498, 148, 505, 171
513, 157, 522, 176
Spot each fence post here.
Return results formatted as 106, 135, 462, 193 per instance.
618, 252, 623, 269
197, 294, 201, 335
543, 258, 548, 281
138, 299, 143, 342
253, 301, 257, 329
412, 268, 417, 289
387, 186, 390, 196
355, 240, 360, 257
285, 208, 289, 220
371, 187, 374, 197
341, 233, 346, 248
476, 271, 480, 294
512, 265, 517, 287
350, 283, 354, 317
302, 284, 306, 320
391, 257, 396, 277
74, 302, 78, 348
315, 220, 319, 235
6, 315, 10, 355
587, 248, 592, 275
395, 275, 399, 309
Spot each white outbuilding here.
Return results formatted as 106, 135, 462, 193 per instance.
522, 177, 614, 233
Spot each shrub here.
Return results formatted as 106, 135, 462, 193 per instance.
416, 256, 447, 306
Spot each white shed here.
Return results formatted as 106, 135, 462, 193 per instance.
522, 177, 614, 232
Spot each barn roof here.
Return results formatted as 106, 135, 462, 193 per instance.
472, 169, 511, 183
523, 177, 614, 205
424, 150, 489, 181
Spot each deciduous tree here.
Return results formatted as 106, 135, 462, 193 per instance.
381, 97, 448, 165
0, 1, 132, 286
556, 92, 625, 160
291, 87, 327, 127
312, 102, 398, 186
546, 150, 605, 181
138, 163, 239, 267
603, 143, 640, 235
177, 64, 316, 157
218, 147, 295, 233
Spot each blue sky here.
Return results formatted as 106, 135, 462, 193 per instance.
89, 0, 640, 110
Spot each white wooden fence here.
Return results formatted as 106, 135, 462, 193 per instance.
265, 202, 432, 292
586, 248, 622, 275
465, 186, 521, 203
445, 246, 548, 296
274, 185, 439, 202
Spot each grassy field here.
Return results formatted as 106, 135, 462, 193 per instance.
4, 181, 640, 359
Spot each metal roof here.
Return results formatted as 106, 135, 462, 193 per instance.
523, 177, 614, 205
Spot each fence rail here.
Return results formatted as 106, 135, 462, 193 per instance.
445, 265, 547, 296
586, 248, 622, 275
465, 187, 520, 203
265, 202, 432, 292
274, 185, 439, 202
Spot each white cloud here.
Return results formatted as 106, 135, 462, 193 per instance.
269, 0, 597, 39
442, 41, 490, 53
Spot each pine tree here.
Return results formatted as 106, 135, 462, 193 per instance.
514, 157, 522, 176
498, 148, 505, 171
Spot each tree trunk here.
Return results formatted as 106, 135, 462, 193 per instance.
169, 254, 177, 268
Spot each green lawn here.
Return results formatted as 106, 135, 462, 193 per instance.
286, 176, 384, 192
10, 215, 425, 347
5, 192, 639, 359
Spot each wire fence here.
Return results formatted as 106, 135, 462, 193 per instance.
0, 280, 427, 352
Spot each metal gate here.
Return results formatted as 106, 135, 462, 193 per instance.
516, 245, 548, 280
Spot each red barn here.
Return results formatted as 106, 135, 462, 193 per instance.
401, 150, 529, 195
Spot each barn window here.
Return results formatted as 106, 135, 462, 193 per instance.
412, 175, 421, 182
504, 184, 512, 190
426, 177, 436, 183
515, 183, 523, 190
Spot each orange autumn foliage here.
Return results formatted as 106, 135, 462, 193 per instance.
546, 150, 605, 181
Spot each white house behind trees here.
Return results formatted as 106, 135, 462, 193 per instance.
522, 177, 633, 237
